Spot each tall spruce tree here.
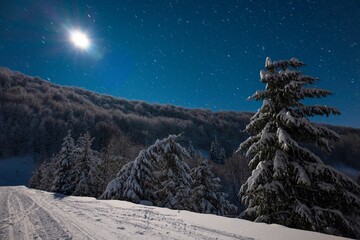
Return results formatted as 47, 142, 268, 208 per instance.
238, 57, 360, 238
155, 135, 193, 210
72, 132, 102, 197
50, 130, 75, 194
191, 157, 237, 215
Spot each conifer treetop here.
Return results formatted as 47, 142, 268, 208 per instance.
242, 57, 340, 153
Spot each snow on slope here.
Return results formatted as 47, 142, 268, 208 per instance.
0, 186, 350, 240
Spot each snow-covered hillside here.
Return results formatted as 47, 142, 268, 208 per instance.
0, 186, 349, 240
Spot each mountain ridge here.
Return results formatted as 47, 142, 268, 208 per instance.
0, 66, 359, 175
0, 67, 251, 156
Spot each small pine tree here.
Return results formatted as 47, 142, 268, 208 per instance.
187, 141, 200, 159
238, 57, 360, 238
29, 159, 54, 191
191, 157, 237, 215
72, 132, 102, 197
210, 138, 219, 162
50, 130, 75, 194
210, 136, 226, 164
29, 160, 54, 191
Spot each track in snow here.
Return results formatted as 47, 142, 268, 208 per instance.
0, 186, 348, 240
0, 186, 250, 240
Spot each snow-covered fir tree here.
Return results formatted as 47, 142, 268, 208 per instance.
238, 57, 360, 238
155, 136, 193, 210
105, 148, 159, 203
100, 161, 135, 200
50, 130, 75, 194
210, 136, 226, 164
72, 132, 102, 197
101, 134, 194, 210
29, 131, 105, 197
191, 157, 237, 215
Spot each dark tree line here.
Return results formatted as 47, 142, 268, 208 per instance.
0, 67, 249, 160
1, 67, 359, 174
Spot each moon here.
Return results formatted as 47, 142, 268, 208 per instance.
69, 30, 90, 50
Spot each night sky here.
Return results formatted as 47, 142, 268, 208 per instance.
1, 0, 359, 128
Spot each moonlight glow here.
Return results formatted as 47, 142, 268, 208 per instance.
70, 30, 90, 50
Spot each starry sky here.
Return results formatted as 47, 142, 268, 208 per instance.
0, 0, 359, 128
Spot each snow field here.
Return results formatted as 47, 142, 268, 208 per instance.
0, 186, 350, 240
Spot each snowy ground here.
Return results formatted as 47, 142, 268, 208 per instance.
0, 186, 350, 240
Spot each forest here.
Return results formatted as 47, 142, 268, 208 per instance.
1, 67, 359, 175
1, 65, 360, 238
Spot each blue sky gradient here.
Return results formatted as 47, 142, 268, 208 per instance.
0, 0, 359, 127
